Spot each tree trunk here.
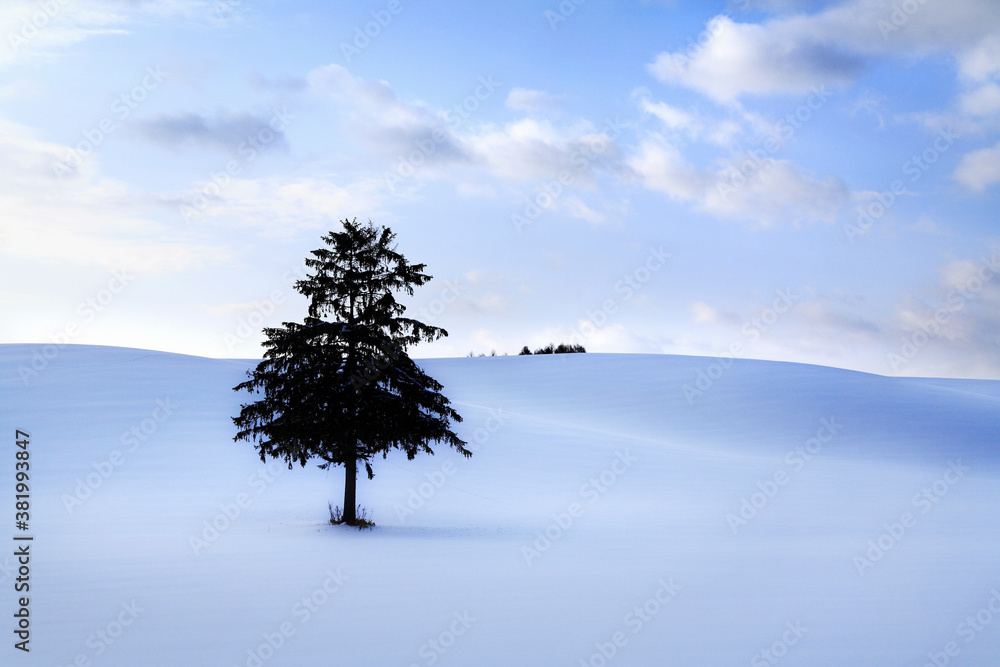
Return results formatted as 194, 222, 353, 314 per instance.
343, 441, 357, 524
344, 265, 358, 525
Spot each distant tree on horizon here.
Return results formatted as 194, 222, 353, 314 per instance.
519, 343, 586, 355
232, 219, 469, 527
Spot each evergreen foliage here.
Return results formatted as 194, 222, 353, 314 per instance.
232, 219, 469, 526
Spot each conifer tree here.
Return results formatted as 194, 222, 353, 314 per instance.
233, 219, 469, 526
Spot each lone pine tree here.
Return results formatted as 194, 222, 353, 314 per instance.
232, 219, 469, 526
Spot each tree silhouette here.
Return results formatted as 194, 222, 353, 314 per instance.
233, 219, 469, 526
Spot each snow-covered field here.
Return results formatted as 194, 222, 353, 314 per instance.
2, 344, 999, 666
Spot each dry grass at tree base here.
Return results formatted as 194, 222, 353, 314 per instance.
328, 503, 376, 529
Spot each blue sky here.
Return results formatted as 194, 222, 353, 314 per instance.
2, 0, 999, 378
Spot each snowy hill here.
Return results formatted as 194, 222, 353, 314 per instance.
2, 344, 999, 665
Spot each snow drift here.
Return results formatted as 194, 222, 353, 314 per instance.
1, 344, 998, 665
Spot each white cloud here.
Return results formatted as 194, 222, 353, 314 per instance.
648, 1, 1000, 102
702, 158, 848, 225
691, 301, 719, 324
637, 97, 698, 133
469, 327, 504, 353
959, 83, 1000, 117
632, 87, 758, 149
560, 195, 606, 224
466, 117, 621, 184
957, 31, 1000, 81
309, 65, 622, 190
648, 14, 863, 102
627, 136, 705, 201
308, 64, 469, 167
954, 140, 1000, 191
463, 270, 489, 285
308, 63, 395, 107
887, 252, 1000, 377
0, 120, 227, 273
627, 134, 848, 225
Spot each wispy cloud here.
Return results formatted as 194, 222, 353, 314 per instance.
0, 0, 244, 68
